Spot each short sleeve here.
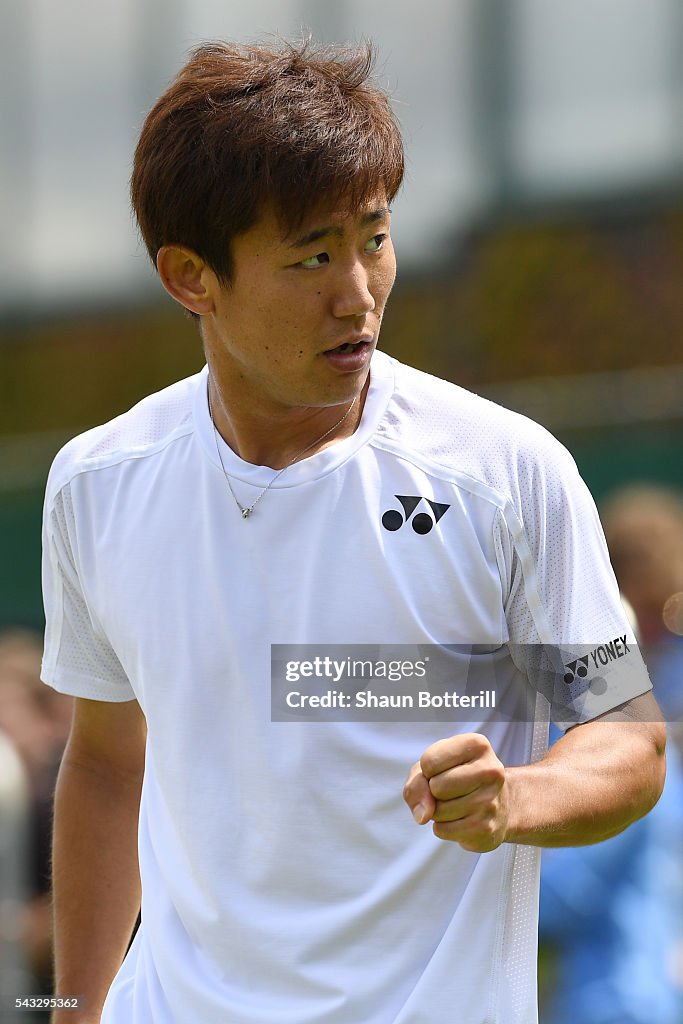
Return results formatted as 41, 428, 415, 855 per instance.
41, 480, 135, 702
497, 443, 652, 729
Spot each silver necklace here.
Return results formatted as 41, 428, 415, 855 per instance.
208, 379, 358, 519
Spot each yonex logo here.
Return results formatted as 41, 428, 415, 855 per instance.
563, 657, 589, 685
381, 495, 450, 535
563, 636, 631, 685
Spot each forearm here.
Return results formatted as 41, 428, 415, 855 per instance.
51, 750, 142, 1024
504, 717, 667, 847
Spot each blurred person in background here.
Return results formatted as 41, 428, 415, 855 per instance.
0, 631, 72, 996
539, 723, 683, 1024
539, 485, 683, 1024
602, 484, 683, 751
0, 722, 32, 1024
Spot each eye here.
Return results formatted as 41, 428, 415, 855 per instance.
299, 251, 330, 269
365, 233, 387, 253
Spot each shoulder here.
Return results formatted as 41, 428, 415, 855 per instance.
44, 371, 203, 505
377, 355, 581, 511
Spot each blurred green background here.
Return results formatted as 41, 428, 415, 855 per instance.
3, 200, 683, 628
4, 0, 683, 628
3, 6, 683, 1022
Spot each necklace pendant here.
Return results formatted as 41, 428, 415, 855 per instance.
241, 507, 252, 519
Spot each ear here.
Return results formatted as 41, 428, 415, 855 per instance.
156, 246, 215, 316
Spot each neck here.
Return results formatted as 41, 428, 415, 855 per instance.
207, 377, 367, 469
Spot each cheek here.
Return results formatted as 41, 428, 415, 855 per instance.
258, 287, 310, 328
375, 268, 396, 309
253, 301, 313, 363
376, 253, 397, 301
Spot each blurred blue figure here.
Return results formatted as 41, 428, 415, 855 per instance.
540, 729, 683, 1023
539, 484, 683, 1023
644, 635, 683, 756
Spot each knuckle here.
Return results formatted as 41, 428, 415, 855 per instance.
482, 814, 497, 836
420, 749, 438, 777
401, 778, 417, 802
481, 764, 505, 787
432, 821, 452, 842
402, 778, 413, 802
427, 774, 447, 799
403, 761, 420, 795
469, 733, 490, 755
421, 735, 461, 776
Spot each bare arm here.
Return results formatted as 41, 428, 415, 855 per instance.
403, 692, 666, 851
504, 692, 666, 846
51, 697, 146, 1024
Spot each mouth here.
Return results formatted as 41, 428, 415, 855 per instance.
322, 337, 374, 372
324, 336, 373, 355
328, 341, 363, 354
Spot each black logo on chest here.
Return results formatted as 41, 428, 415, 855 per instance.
381, 495, 450, 535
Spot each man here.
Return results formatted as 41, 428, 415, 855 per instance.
42, 39, 664, 1024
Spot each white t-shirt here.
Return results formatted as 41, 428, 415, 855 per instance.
41, 351, 651, 1024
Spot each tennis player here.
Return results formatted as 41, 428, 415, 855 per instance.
42, 39, 665, 1024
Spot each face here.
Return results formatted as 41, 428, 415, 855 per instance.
201, 199, 396, 415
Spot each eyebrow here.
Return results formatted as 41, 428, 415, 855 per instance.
288, 207, 391, 249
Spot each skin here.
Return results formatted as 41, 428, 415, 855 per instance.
403, 692, 666, 852
51, 698, 145, 1024
157, 200, 396, 468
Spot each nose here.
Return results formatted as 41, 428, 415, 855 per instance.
331, 260, 376, 319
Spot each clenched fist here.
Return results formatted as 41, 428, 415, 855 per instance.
403, 733, 509, 852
